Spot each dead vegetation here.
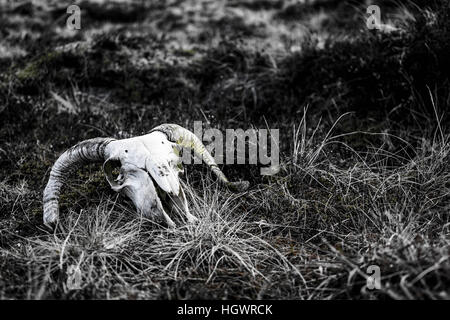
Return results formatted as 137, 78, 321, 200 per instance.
1, 0, 450, 299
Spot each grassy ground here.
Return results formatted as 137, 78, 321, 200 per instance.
1, 0, 450, 299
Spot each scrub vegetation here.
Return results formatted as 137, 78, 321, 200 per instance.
1, 0, 450, 299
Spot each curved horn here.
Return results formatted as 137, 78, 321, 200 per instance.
43, 137, 115, 227
151, 124, 249, 192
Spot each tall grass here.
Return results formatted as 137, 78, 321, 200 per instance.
1, 0, 450, 300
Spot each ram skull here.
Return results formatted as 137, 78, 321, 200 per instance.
43, 124, 249, 228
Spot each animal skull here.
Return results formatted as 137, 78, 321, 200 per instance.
43, 124, 249, 228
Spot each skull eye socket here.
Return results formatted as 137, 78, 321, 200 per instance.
103, 159, 122, 187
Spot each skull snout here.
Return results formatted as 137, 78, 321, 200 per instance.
102, 159, 168, 223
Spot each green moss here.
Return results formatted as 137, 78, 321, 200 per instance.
59, 168, 111, 210
16, 51, 62, 82
175, 48, 196, 57
17, 159, 52, 183
31, 207, 42, 217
